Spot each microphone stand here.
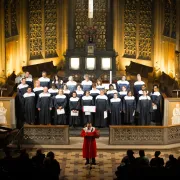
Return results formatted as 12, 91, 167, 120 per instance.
87, 127, 93, 176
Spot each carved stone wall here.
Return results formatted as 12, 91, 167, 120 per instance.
163, 0, 176, 39
23, 125, 69, 145
44, 0, 58, 58
167, 126, 180, 144
123, 0, 153, 60
4, 0, 10, 38
28, 0, 58, 60
93, 0, 107, 50
74, 0, 107, 49
28, 0, 43, 60
109, 125, 180, 145
74, 0, 88, 49
123, 0, 137, 58
138, 0, 153, 60
171, 0, 176, 39
11, 0, 18, 36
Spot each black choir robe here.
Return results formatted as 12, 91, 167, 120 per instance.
116, 80, 130, 92
16, 83, 29, 123
36, 92, 53, 125
96, 85, 105, 91
63, 89, 71, 123
25, 77, 34, 89
138, 90, 149, 98
66, 81, 77, 93
118, 91, 128, 100
95, 95, 109, 127
17, 84, 29, 96
48, 88, 58, 97
76, 90, 84, 99
133, 81, 145, 100
69, 97, 80, 126
110, 98, 122, 125
33, 86, 44, 124
90, 89, 100, 102
52, 80, 63, 89
150, 91, 162, 125
106, 90, 118, 101
123, 96, 136, 125
136, 95, 153, 125
23, 92, 35, 124
81, 95, 94, 125
38, 77, 50, 88
54, 94, 67, 125
81, 80, 92, 91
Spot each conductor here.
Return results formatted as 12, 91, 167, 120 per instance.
81, 122, 99, 165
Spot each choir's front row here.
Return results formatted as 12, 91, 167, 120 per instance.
16, 79, 162, 127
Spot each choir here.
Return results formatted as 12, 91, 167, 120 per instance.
16, 71, 162, 127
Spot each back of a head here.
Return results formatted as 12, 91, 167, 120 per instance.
47, 151, 55, 160
154, 151, 161, 157
139, 150, 145, 157
127, 149, 134, 156
169, 154, 174, 160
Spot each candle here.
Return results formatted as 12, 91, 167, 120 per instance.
110, 71, 112, 84
88, 0, 93, 18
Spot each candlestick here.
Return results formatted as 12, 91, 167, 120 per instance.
110, 71, 112, 84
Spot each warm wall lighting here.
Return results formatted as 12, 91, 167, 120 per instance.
101, 57, 111, 70
86, 57, 95, 70
70, 58, 80, 70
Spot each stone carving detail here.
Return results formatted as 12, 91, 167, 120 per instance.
163, 0, 171, 37
74, 0, 107, 49
28, 0, 43, 60
4, 0, 10, 38
138, 0, 153, 60
44, 0, 58, 58
167, 126, 180, 143
75, 0, 88, 48
123, 0, 137, 58
171, 0, 176, 39
24, 126, 69, 145
11, 0, 18, 36
93, 0, 107, 49
110, 128, 164, 145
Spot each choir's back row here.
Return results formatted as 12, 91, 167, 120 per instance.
16, 71, 162, 127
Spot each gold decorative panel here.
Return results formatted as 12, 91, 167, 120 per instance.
11, 0, 18, 36
74, 0, 88, 49
138, 0, 153, 60
163, 0, 171, 37
28, 0, 43, 60
4, 0, 10, 38
44, 0, 58, 58
74, 0, 107, 49
171, 0, 176, 39
93, 0, 107, 50
163, 0, 176, 39
123, 0, 137, 58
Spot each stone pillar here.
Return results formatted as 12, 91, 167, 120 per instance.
0, 0, 6, 78
113, 0, 124, 71
153, 0, 163, 73
18, 0, 28, 68
67, 0, 75, 50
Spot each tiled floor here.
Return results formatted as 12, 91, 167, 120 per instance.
27, 148, 180, 180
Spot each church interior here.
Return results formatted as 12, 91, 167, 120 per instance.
0, 0, 180, 179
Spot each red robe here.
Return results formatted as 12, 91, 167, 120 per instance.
81, 127, 98, 158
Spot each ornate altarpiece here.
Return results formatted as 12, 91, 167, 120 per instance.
65, 0, 117, 79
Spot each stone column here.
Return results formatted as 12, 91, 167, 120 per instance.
0, 0, 6, 78
18, 0, 28, 68
153, 0, 163, 72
